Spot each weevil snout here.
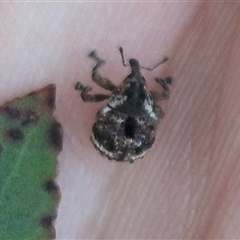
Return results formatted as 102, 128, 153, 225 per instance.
129, 59, 140, 73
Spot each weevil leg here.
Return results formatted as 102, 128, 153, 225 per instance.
75, 82, 110, 102
150, 77, 172, 101
88, 50, 117, 91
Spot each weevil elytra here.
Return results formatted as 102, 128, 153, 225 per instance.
75, 47, 172, 163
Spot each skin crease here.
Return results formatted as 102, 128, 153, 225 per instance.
0, 2, 240, 239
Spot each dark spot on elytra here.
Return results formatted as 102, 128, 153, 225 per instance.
48, 121, 63, 150
115, 158, 125, 162
148, 125, 154, 131
115, 149, 127, 162
124, 117, 137, 139
108, 141, 115, 152
43, 179, 59, 195
92, 123, 115, 153
144, 137, 155, 149
135, 147, 143, 154
39, 214, 56, 239
6, 128, 24, 141
2, 106, 20, 119
92, 123, 103, 142
21, 110, 39, 126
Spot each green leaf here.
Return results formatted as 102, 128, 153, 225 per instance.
0, 85, 62, 240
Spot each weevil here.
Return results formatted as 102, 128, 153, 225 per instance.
75, 47, 172, 163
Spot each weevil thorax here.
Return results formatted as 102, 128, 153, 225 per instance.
108, 58, 154, 116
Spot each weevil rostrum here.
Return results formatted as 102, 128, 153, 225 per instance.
75, 47, 172, 163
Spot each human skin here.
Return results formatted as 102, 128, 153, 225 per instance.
0, 2, 240, 239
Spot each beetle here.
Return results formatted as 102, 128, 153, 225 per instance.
75, 47, 172, 163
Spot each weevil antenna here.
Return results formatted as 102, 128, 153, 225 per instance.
119, 46, 128, 67
141, 56, 169, 71
119, 46, 169, 71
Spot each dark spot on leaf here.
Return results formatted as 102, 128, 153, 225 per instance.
39, 214, 56, 239
43, 84, 56, 109
6, 128, 24, 141
39, 214, 55, 228
29, 84, 56, 111
0, 143, 3, 155
43, 179, 59, 195
2, 106, 20, 119
21, 110, 39, 126
48, 121, 63, 150
47, 93, 56, 109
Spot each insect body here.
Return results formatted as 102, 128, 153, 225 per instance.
75, 48, 172, 163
